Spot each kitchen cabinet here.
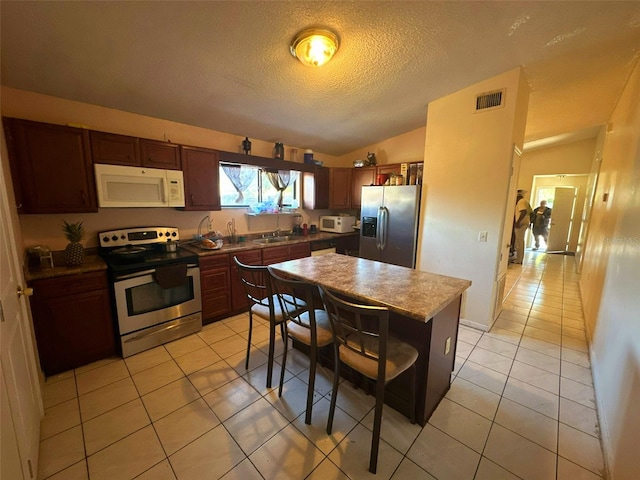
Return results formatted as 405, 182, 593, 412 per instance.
230, 249, 262, 311
3, 118, 98, 214
139, 138, 181, 170
181, 145, 221, 211
90, 131, 141, 166
200, 254, 232, 324
376, 163, 402, 178
302, 167, 329, 210
329, 167, 353, 209
351, 166, 376, 209
28, 271, 115, 375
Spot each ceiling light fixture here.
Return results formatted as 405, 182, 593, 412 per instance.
290, 28, 339, 67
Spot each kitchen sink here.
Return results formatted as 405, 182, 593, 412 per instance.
252, 236, 292, 245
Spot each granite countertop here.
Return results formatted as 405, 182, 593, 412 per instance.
25, 255, 108, 282
181, 231, 357, 257
269, 253, 472, 322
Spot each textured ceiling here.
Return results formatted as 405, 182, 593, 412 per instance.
1, 1, 639, 156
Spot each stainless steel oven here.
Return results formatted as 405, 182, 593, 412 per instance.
99, 227, 202, 357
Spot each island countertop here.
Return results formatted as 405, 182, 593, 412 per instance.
269, 253, 471, 322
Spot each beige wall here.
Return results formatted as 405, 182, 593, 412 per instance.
1, 87, 341, 250
417, 67, 529, 330
338, 127, 426, 166
579, 61, 640, 479
519, 138, 595, 193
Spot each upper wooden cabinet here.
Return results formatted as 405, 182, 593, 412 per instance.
90, 131, 141, 166
329, 167, 353, 209
376, 163, 402, 177
351, 166, 376, 209
181, 145, 221, 211
302, 167, 330, 210
3, 118, 98, 214
139, 139, 181, 170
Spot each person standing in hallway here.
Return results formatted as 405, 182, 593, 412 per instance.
531, 199, 552, 250
511, 189, 532, 264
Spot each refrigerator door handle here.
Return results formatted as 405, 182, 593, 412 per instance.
380, 206, 389, 251
376, 206, 384, 250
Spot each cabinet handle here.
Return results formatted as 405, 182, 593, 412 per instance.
81, 191, 88, 205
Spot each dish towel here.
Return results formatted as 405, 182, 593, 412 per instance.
154, 263, 188, 289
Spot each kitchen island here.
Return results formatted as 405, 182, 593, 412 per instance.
269, 253, 471, 426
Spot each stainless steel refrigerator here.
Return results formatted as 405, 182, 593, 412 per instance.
359, 185, 421, 268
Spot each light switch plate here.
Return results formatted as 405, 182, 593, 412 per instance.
445, 336, 451, 355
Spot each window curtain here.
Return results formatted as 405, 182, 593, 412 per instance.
265, 170, 297, 208
222, 164, 254, 203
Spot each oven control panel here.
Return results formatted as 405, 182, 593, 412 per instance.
99, 227, 180, 248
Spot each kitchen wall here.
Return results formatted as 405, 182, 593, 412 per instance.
338, 126, 426, 166
0, 87, 344, 251
417, 67, 529, 331
578, 60, 640, 479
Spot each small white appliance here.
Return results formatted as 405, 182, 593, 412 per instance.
94, 163, 185, 208
319, 215, 356, 233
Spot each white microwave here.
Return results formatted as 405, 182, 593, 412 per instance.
94, 163, 185, 208
319, 215, 356, 233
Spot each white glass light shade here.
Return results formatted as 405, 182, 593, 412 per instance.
290, 29, 339, 67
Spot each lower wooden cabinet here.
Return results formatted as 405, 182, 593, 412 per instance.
230, 249, 262, 311
200, 254, 232, 324
29, 271, 115, 376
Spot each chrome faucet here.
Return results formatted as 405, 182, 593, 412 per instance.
198, 215, 212, 238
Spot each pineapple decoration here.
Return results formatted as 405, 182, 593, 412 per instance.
62, 220, 85, 266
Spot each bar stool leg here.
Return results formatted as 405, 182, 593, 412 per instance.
369, 380, 386, 474
245, 312, 253, 370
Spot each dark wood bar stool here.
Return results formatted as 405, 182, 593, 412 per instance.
319, 286, 419, 474
234, 257, 305, 388
267, 267, 333, 425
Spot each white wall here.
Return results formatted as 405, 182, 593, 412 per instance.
416, 67, 529, 330
579, 61, 640, 480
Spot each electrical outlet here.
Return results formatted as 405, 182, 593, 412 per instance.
478, 231, 488, 242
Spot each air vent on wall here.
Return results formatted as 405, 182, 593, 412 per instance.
475, 89, 505, 111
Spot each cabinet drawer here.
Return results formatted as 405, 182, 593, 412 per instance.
262, 246, 289, 265
231, 249, 262, 267
202, 291, 232, 319
200, 253, 230, 270
30, 271, 108, 299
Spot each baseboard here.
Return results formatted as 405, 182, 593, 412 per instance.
459, 317, 489, 332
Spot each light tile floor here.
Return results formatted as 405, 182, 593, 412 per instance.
37, 251, 605, 479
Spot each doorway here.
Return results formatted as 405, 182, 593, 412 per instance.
529, 174, 588, 253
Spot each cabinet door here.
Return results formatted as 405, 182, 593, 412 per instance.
3, 118, 97, 214
200, 254, 231, 322
140, 139, 181, 170
30, 281, 115, 376
181, 146, 221, 211
351, 167, 376, 208
230, 249, 262, 311
329, 168, 353, 209
302, 167, 329, 210
90, 131, 141, 166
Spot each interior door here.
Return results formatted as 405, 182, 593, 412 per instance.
547, 186, 577, 252
1, 146, 42, 480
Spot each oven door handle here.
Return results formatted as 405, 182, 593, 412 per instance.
114, 264, 198, 281
124, 319, 195, 343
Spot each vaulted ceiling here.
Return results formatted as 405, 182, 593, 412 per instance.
2, 1, 639, 155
